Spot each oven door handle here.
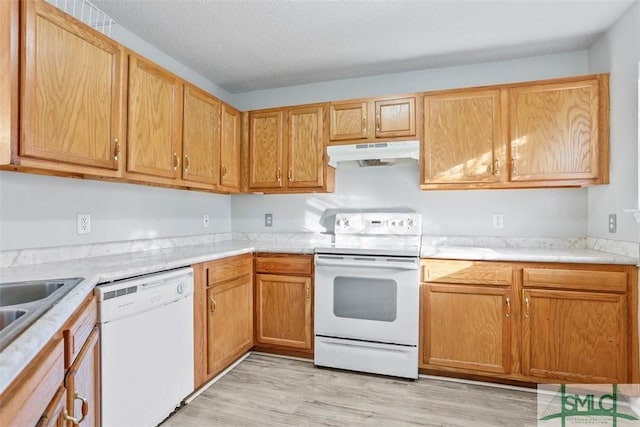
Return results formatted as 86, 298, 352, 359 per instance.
315, 256, 419, 270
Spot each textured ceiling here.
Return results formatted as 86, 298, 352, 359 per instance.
91, 0, 636, 93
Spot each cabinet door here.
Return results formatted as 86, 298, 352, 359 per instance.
64, 327, 100, 427
422, 284, 511, 373
423, 89, 505, 184
287, 106, 324, 188
510, 79, 599, 181
255, 274, 312, 350
522, 289, 627, 383
375, 97, 415, 138
207, 276, 253, 376
249, 111, 283, 188
127, 54, 183, 179
329, 102, 368, 141
36, 387, 66, 427
21, 0, 122, 170
182, 85, 219, 186
219, 104, 241, 191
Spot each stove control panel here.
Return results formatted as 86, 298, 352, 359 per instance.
334, 212, 421, 235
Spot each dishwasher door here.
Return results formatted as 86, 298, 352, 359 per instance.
97, 268, 194, 427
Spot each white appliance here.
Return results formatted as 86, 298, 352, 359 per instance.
314, 212, 421, 379
95, 268, 194, 427
326, 140, 420, 167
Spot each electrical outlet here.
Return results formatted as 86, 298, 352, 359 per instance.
203, 214, 210, 228
492, 214, 504, 229
77, 213, 91, 234
265, 213, 273, 227
608, 213, 617, 233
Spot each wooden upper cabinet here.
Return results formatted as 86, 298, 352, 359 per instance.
375, 97, 416, 138
509, 77, 602, 182
219, 104, 241, 192
423, 89, 506, 185
329, 102, 368, 141
126, 54, 183, 179
287, 106, 324, 188
249, 110, 284, 189
522, 289, 627, 383
0, 0, 18, 166
182, 85, 219, 186
20, 0, 123, 172
329, 96, 416, 143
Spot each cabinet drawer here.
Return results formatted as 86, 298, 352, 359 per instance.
63, 293, 97, 369
206, 254, 253, 285
255, 255, 313, 275
0, 338, 65, 427
523, 267, 627, 292
421, 260, 513, 286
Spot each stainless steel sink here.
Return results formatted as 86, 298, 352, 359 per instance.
0, 281, 67, 306
0, 277, 83, 351
0, 309, 27, 331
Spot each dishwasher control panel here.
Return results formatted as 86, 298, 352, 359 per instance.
95, 267, 193, 323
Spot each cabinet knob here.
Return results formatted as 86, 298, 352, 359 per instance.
276, 167, 281, 181
376, 115, 380, 131
288, 167, 293, 182
505, 297, 511, 318
222, 165, 227, 177
524, 296, 530, 318
511, 156, 517, 176
361, 116, 367, 132
210, 297, 217, 313
494, 158, 500, 176
184, 155, 190, 172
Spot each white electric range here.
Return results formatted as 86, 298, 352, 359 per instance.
314, 212, 422, 379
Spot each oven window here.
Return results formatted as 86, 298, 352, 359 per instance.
333, 276, 397, 322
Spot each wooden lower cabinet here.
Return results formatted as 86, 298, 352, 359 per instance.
420, 259, 638, 384
254, 254, 314, 356
422, 283, 511, 374
255, 274, 312, 350
522, 289, 627, 383
206, 275, 253, 376
37, 386, 66, 427
0, 294, 100, 426
193, 254, 254, 388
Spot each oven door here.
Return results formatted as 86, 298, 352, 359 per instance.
314, 253, 419, 346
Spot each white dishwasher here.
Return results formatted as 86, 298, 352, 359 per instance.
95, 267, 194, 427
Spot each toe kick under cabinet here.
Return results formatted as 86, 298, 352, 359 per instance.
420, 259, 639, 384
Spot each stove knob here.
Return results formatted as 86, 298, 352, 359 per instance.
336, 218, 342, 227
344, 219, 350, 227
397, 220, 404, 228
407, 219, 415, 228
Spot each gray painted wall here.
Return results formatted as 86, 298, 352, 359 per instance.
587, 1, 640, 242
0, 172, 231, 250
232, 166, 587, 237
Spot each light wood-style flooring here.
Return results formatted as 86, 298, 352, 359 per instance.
164, 354, 537, 426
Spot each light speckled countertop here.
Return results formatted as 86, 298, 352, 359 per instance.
0, 235, 637, 394
0, 239, 315, 394
421, 246, 638, 265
